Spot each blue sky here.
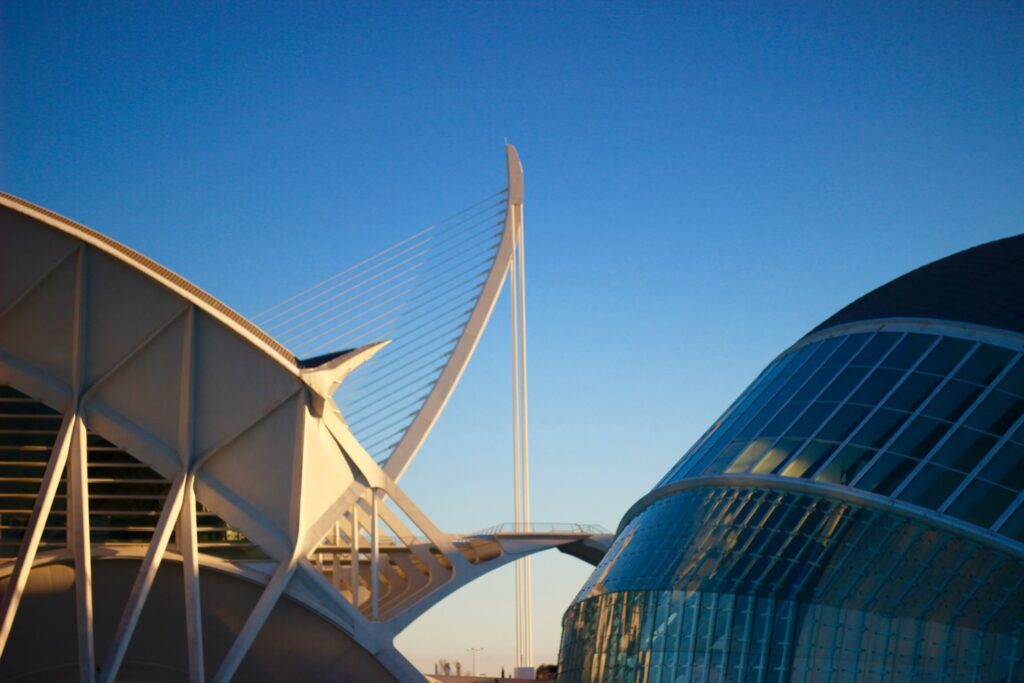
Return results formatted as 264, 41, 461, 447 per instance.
3, 1, 1023, 675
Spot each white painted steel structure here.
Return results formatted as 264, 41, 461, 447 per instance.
0, 146, 610, 682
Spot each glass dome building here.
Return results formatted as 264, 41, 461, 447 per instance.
559, 236, 1024, 682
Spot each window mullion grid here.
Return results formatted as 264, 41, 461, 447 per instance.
849, 341, 981, 489
939, 354, 1024, 515
890, 348, 1018, 499
993, 488, 1024, 533
768, 502, 839, 595
811, 335, 942, 482
673, 347, 814, 481
667, 360, 795, 481
730, 494, 779, 562
742, 334, 875, 474
731, 497, 785, 586
772, 333, 908, 476
747, 506, 815, 591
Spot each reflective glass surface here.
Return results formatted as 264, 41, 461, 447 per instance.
560, 487, 1024, 683
660, 327, 1024, 539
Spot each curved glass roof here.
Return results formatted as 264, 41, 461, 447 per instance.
659, 323, 1024, 546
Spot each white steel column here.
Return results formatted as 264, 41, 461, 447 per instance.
515, 203, 533, 667
176, 305, 205, 683
351, 502, 360, 607
212, 560, 296, 683
371, 489, 380, 621
100, 475, 187, 683
332, 520, 342, 589
180, 474, 205, 683
509, 242, 524, 669
70, 414, 96, 683
0, 411, 76, 655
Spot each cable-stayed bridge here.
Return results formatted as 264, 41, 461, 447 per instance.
252, 145, 611, 675
0, 145, 609, 683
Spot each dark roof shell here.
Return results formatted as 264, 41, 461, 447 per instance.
810, 234, 1024, 337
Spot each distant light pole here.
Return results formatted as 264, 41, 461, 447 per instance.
467, 647, 484, 676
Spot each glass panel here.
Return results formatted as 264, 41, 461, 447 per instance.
779, 440, 837, 478
819, 367, 868, 402
849, 333, 900, 367
879, 333, 933, 370
997, 360, 1024, 398
856, 454, 917, 495
946, 480, 1017, 528
849, 368, 903, 406
815, 445, 876, 484
920, 380, 982, 422
750, 438, 804, 475
849, 409, 905, 449
700, 440, 745, 475
884, 373, 942, 412
762, 403, 804, 437
792, 368, 840, 402
736, 400, 787, 440
931, 428, 997, 473
889, 417, 950, 459
726, 438, 774, 474
917, 337, 972, 376
999, 502, 1024, 543
979, 441, 1024, 491
964, 391, 1024, 435
821, 334, 870, 368
817, 404, 871, 442
955, 345, 1015, 385
786, 402, 835, 439
897, 465, 963, 509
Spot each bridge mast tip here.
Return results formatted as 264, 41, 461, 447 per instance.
506, 144, 524, 204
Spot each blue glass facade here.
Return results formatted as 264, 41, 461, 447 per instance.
560, 487, 1024, 682
659, 327, 1024, 537
560, 321, 1024, 682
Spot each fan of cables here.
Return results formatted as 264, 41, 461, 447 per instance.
252, 189, 508, 462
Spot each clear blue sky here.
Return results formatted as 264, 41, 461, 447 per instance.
3, 1, 1023, 675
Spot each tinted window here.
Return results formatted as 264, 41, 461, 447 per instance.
931, 428, 997, 472
751, 438, 804, 474
889, 417, 949, 459
857, 455, 917, 495
897, 465, 963, 510
880, 334, 933, 370
849, 333, 899, 367
822, 334, 870, 368
997, 360, 1024, 398
921, 381, 982, 422
780, 440, 836, 478
965, 391, 1024, 435
850, 409, 905, 449
849, 368, 903, 406
885, 373, 941, 412
819, 367, 868, 402
815, 445, 876, 485
817, 404, 871, 442
999, 503, 1024, 543
947, 480, 1017, 528
917, 337, 972, 376
979, 441, 1024, 490
786, 402, 835, 438
956, 346, 1015, 385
